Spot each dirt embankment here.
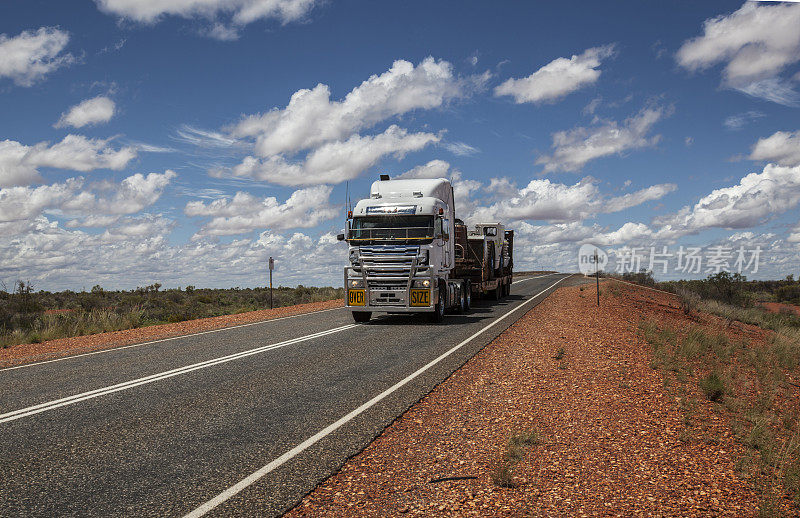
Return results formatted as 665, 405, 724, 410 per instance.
286, 283, 763, 517
0, 299, 343, 369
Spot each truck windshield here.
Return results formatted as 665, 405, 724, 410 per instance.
349, 216, 434, 243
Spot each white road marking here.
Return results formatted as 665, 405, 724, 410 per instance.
513, 272, 559, 284
0, 306, 346, 373
0, 324, 359, 425
183, 274, 571, 518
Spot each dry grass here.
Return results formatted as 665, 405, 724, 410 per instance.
637, 310, 800, 516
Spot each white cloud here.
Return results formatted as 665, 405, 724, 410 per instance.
0, 217, 348, 291
723, 110, 765, 130
494, 45, 615, 104
94, 0, 318, 38
172, 124, 247, 149
0, 180, 80, 225
55, 96, 116, 128
469, 177, 675, 224
230, 57, 467, 156
0, 27, 75, 87
221, 125, 439, 186
185, 185, 337, 236
536, 107, 665, 173
395, 159, 451, 180
676, 2, 800, 105
441, 141, 479, 156
0, 170, 176, 231
0, 135, 137, 188
655, 163, 800, 234
394, 159, 481, 215
62, 170, 177, 223
749, 130, 800, 166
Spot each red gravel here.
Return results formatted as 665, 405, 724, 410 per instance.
285, 283, 761, 517
0, 299, 343, 369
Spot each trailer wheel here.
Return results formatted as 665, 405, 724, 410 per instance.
352, 311, 371, 323
464, 281, 472, 310
456, 285, 466, 314
504, 281, 511, 297
493, 283, 502, 301
429, 285, 445, 323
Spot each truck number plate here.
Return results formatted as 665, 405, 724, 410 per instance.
348, 290, 365, 306
410, 289, 430, 307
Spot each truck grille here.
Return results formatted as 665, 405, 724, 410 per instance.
357, 246, 422, 290
356, 245, 427, 294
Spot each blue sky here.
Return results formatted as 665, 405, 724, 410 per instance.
2, 0, 800, 290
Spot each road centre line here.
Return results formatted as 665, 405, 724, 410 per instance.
0, 324, 359, 425
183, 274, 570, 518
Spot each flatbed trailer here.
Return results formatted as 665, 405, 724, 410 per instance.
452, 223, 514, 300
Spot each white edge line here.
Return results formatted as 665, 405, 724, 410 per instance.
0, 306, 346, 373
0, 324, 358, 424
183, 274, 571, 518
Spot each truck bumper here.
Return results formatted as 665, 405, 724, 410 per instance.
344, 265, 436, 312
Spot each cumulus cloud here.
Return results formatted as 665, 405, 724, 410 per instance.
655, 163, 800, 234
62, 170, 177, 224
0, 135, 137, 187
395, 159, 451, 180
494, 45, 615, 104
0, 27, 75, 86
230, 57, 468, 157
469, 177, 675, 224
536, 107, 666, 173
0, 170, 176, 231
220, 125, 439, 186
749, 130, 800, 166
185, 185, 337, 236
676, 2, 800, 106
94, 0, 319, 39
55, 96, 116, 128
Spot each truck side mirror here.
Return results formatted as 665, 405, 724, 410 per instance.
336, 233, 345, 241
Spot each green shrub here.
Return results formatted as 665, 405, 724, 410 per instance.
699, 371, 725, 401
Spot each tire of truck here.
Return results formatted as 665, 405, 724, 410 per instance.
456, 284, 466, 314
504, 281, 511, 297
429, 284, 445, 323
352, 311, 371, 323
493, 282, 502, 301
464, 281, 472, 310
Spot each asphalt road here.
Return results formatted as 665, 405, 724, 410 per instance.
0, 273, 576, 517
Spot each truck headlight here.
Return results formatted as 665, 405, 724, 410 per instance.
412, 279, 431, 288
349, 249, 359, 264
349, 279, 364, 288
416, 249, 428, 265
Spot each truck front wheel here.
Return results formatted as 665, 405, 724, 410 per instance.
464, 281, 472, 310
429, 287, 445, 323
352, 311, 371, 323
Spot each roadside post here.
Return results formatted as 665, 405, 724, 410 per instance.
595, 250, 600, 306
269, 256, 274, 309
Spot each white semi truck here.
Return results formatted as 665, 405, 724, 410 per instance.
337, 175, 514, 323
